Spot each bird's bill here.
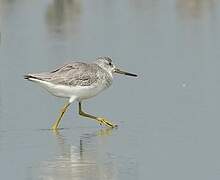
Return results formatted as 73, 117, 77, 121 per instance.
114, 68, 138, 77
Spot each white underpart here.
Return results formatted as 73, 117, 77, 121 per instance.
28, 78, 109, 103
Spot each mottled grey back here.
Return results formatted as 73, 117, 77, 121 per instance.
27, 62, 112, 87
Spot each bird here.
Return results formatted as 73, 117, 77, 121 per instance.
24, 57, 137, 130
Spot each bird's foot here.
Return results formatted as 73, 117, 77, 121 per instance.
96, 117, 117, 128
51, 123, 59, 131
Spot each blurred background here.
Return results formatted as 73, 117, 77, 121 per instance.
1, 0, 220, 179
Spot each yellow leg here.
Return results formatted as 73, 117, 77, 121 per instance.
51, 102, 70, 130
78, 101, 117, 128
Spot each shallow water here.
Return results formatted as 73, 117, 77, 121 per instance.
1, 0, 220, 179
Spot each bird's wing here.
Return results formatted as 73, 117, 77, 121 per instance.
26, 62, 100, 86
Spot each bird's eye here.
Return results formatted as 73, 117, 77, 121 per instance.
109, 62, 112, 66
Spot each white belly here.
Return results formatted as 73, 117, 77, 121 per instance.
29, 78, 109, 100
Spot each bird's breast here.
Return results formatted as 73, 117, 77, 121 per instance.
77, 74, 113, 100
76, 83, 109, 100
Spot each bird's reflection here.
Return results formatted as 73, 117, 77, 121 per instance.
39, 128, 117, 180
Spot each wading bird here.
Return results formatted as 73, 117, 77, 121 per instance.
25, 57, 137, 130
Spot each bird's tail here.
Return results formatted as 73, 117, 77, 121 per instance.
24, 74, 43, 82
24, 74, 31, 80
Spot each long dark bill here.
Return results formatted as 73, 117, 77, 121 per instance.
114, 68, 138, 77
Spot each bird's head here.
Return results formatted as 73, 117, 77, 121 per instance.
95, 57, 138, 77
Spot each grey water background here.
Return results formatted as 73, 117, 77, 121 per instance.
1, 0, 220, 179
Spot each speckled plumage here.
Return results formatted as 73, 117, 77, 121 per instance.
25, 62, 112, 88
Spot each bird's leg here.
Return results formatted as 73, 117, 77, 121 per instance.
51, 102, 70, 130
78, 101, 117, 128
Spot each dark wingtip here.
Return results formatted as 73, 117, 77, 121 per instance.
24, 74, 43, 81
24, 75, 30, 79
